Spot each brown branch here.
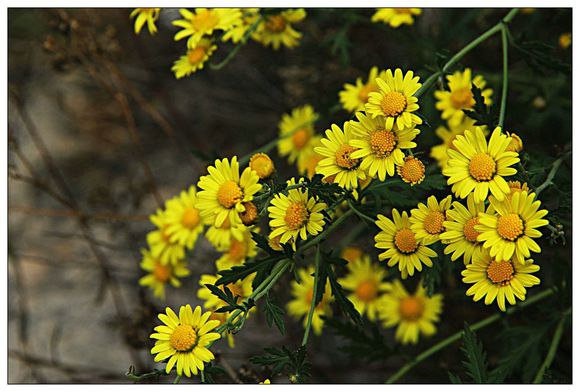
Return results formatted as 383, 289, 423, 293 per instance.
9, 205, 149, 222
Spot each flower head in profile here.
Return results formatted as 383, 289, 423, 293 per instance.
462, 252, 540, 311
434, 68, 493, 127
287, 266, 333, 335
253, 9, 306, 50
222, 8, 261, 43
277, 105, 319, 164
173, 8, 242, 48
215, 229, 258, 271
172, 39, 217, 78
130, 8, 160, 34
338, 255, 392, 321
249, 153, 275, 180
150, 305, 220, 377
371, 8, 422, 28
365, 69, 422, 130
147, 209, 185, 265
349, 112, 419, 181
314, 122, 366, 189
410, 195, 453, 245
268, 178, 326, 248
442, 127, 520, 203
505, 131, 524, 153
204, 216, 248, 252
139, 249, 190, 300
163, 185, 204, 249
339, 67, 385, 113
375, 209, 437, 278
379, 280, 443, 345
430, 118, 486, 169
477, 191, 549, 263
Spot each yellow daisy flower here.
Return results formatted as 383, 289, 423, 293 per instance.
397, 155, 426, 185
365, 68, 422, 130
297, 136, 324, 178
430, 118, 486, 169
559, 32, 572, 49
222, 8, 261, 43
173, 8, 242, 48
434, 68, 493, 127
338, 255, 392, 321
171, 39, 217, 79
277, 105, 319, 165
340, 246, 364, 263
205, 216, 248, 252
442, 127, 520, 203
253, 9, 306, 50
287, 266, 333, 335
130, 8, 160, 35
349, 112, 419, 181
314, 122, 367, 190
439, 193, 494, 265
410, 195, 453, 245
476, 191, 549, 263
371, 8, 422, 28
267, 178, 327, 247
147, 209, 185, 265
505, 131, 524, 153
215, 229, 258, 271
462, 253, 540, 312
139, 249, 190, 300
375, 209, 438, 278
163, 185, 204, 249
506, 180, 530, 200
150, 305, 220, 377
379, 280, 443, 345
196, 156, 262, 231
339, 67, 385, 113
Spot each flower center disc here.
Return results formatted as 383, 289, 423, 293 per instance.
217, 180, 243, 209
469, 153, 496, 181
399, 297, 424, 321
187, 47, 206, 64
394, 228, 418, 254
191, 10, 219, 31
292, 128, 310, 150
424, 211, 445, 235
285, 201, 308, 230
486, 260, 514, 285
370, 130, 396, 157
153, 263, 171, 282
170, 324, 198, 352
355, 280, 378, 302
497, 213, 524, 241
380, 91, 407, 117
182, 208, 200, 229
335, 144, 359, 169
399, 157, 425, 183
463, 217, 480, 242
450, 87, 475, 109
265, 15, 287, 33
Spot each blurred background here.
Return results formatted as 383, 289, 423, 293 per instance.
8, 8, 572, 383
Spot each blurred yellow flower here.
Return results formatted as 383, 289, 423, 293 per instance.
371, 8, 422, 28
171, 39, 217, 78
139, 249, 190, 300
130, 8, 160, 35
253, 9, 306, 50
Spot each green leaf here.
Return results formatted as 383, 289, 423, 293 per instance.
202, 365, 226, 384
461, 323, 489, 383
250, 345, 311, 383
216, 255, 281, 288
463, 84, 496, 129
204, 284, 245, 313
263, 296, 286, 335
448, 372, 463, 384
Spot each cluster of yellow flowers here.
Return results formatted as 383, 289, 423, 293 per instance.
130, 8, 307, 78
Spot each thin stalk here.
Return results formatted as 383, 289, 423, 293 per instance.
348, 200, 376, 224
297, 209, 354, 256
533, 309, 570, 383
210, 15, 263, 70
498, 24, 509, 128
386, 287, 554, 384
302, 246, 321, 346
535, 151, 571, 196
173, 375, 181, 384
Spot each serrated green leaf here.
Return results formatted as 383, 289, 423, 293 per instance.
461, 323, 489, 383
264, 296, 286, 335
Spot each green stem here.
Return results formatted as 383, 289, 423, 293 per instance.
498, 24, 509, 128
386, 287, 554, 384
297, 209, 354, 256
532, 309, 570, 384
535, 151, 571, 196
302, 246, 321, 346
173, 375, 181, 384
348, 200, 376, 224
210, 15, 263, 71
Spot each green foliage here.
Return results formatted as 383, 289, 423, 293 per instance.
204, 283, 249, 314
459, 323, 490, 383
215, 254, 282, 290
201, 365, 226, 384
463, 84, 497, 129
251, 345, 311, 383
511, 34, 571, 75
263, 296, 286, 335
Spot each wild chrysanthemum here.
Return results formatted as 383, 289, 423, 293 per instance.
442, 127, 520, 203
150, 305, 220, 377
139, 249, 190, 300
314, 122, 366, 189
204, 216, 248, 251
253, 9, 306, 50
439, 194, 494, 265
222, 8, 260, 43
505, 131, 524, 153
349, 112, 419, 180
215, 229, 258, 271
297, 136, 324, 178
163, 185, 204, 249
476, 191, 549, 263
338, 255, 392, 321
173, 8, 242, 48
287, 266, 333, 335
430, 118, 485, 169
506, 180, 530, 200
371, 8, 422, 28
462, 253, 540, 311
171, 39, 217, 78
379, 280, 443, 345
375, 209, 437, 278
277, 105, 319, 164
365, 68, 422, 130
130, 8, 160, 35
197, 156, 262, 231
397, 156, 426, 185
410, 195, 453, 245
339, 67, 385, 113
249, 153, 275, 180
434, 68, 493, 127
147, 209, 185, 265
268, 178, 326, 247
